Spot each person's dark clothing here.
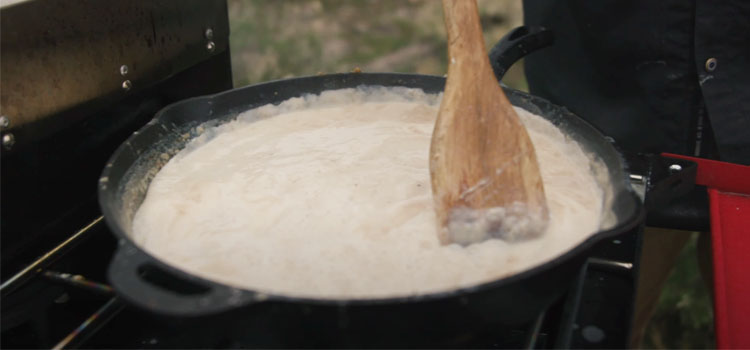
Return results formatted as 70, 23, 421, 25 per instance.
522, 0, 749, 164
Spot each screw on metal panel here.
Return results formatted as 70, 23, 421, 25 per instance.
206, 41, 216, 53
204, 27, 214, 40
122, 80, 132, 91
0, 115, 9, 129
2, 133, 15, 149
119, 65, 129, 76
581, 325, 606, 343
668, 164, 682, 173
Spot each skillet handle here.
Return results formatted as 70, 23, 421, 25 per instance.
108, 243, 258, 316
489, 26, 554, 82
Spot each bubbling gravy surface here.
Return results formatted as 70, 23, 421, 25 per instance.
131, 87, 606, 299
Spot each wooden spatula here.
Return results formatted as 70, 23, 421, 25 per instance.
430, 0, 549, 245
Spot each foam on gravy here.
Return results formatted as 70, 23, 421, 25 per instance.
131, 87, 605, 299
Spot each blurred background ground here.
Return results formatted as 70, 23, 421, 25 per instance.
226, 1, 714, 348
227, 0, 526, 89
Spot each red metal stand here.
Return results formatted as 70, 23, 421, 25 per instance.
663, 153, 750, 349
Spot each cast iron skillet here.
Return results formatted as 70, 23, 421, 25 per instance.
98, 27, 643, 346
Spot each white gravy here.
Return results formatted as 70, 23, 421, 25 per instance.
131, 87, 605, 299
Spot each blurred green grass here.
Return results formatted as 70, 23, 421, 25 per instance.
227, 2, 714, 348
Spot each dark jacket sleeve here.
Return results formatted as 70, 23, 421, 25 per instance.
522, 0, 750, 165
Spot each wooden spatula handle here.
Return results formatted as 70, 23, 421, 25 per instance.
441, 0, 487, 67
431, 0, 549, 245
